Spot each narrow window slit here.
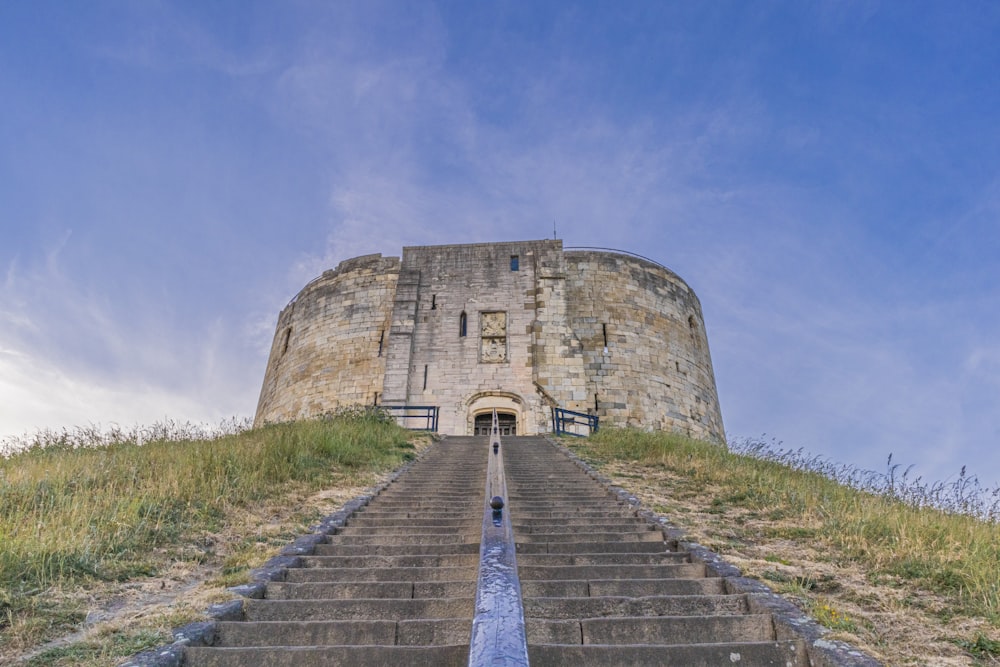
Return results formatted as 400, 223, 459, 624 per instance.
423, 365, 428, 390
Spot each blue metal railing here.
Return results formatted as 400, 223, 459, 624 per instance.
379, 405, 440, 432
468, 410, 529, 667
552, 407, 599, 437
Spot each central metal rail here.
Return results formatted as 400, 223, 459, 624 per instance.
468, 410, 529, 667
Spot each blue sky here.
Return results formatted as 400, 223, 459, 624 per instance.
2, 1, 999, 485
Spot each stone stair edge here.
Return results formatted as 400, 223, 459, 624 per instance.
542, 434, 882, 667
117, 434, 446, 667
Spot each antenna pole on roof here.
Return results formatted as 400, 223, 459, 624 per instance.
553, 221, 557, 240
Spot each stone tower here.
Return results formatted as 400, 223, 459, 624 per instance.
254, 240, 724, 442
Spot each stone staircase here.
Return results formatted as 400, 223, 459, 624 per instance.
504, 436, 810, 666
164, 434, 877, 667
183, 436, 485, 666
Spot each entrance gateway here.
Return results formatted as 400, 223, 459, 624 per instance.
466, 391, 524, 436
474, 412, 516, 436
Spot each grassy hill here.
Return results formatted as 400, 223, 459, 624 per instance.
2, 418, 999, 665
565, 429, 1000, 666
0, 411, 418, 665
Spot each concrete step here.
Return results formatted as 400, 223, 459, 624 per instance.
512, 521, 657, 534
527, 641, 809, 666
519, 563, 706, 580
294, 553, 478, 569
514, 530, 664, 543
367, 500, 479, 507
511, 505, 635, 522
241, 596, 474, 624
512, 519, 652, 530
343, 517, 474, 527
522, 594, 749, 619
331, 533, 480, 546
369, 490, 480, 496
185, 645, 469, 667
337, 524, 479, 535
508, 490, 611, 498
516, 540, 675, 554
527, 614, 775, 644
508, 499, 614, 508
507, 487, 609, 494
265, 580, 476, 599
212, 618, 469, 646
286, 565, 476, 582
351, 503, 477, 513
346, 510, 481, 526
517, 552, 690, 566
521, 578, 726, 598
308, 542, 480, 557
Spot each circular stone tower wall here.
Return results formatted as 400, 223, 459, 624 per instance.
254, 254, 400, 425
253, 241, 725, 444
565, 250, 725, 443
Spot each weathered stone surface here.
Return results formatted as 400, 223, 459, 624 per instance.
254, 240, 725, 443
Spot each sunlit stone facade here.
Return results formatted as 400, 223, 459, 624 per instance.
254, 239, 724, 442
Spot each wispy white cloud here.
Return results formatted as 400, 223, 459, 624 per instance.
0, 236, 259, 440
0, 345, 210, 441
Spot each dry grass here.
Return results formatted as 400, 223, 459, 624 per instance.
566, 429, 1000, 666
0, 412, 424, 665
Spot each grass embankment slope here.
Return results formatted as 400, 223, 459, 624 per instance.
0, 413, 419, 666
3, 419, 999, 666
567, 429, 1000, 666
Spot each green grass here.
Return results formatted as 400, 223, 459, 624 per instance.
954, 633, 1000, 662
571, 428, 1000, 624
0, 410, 414, 657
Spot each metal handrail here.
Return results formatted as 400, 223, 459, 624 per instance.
468, 410, 529, 666
379, 405, 439, 432
552, 407, 599, 437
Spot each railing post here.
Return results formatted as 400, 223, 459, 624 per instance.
469, 409, 529, 667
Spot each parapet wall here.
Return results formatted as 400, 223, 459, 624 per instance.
254, 241, 725, 443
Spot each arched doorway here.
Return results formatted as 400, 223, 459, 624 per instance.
474, 412, 517, 436
465, 391, 525, 436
